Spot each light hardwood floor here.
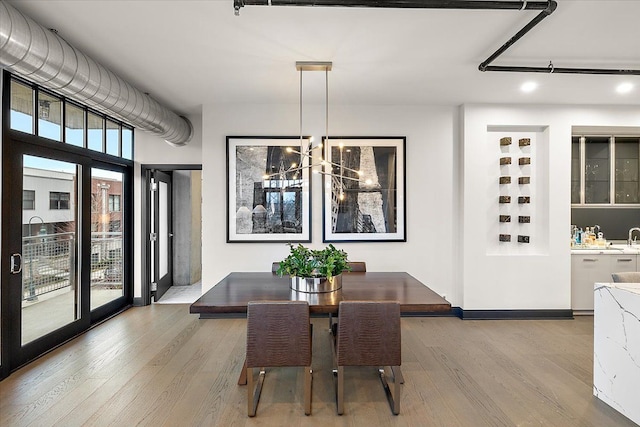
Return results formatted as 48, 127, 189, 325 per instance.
0, 305, 636, 427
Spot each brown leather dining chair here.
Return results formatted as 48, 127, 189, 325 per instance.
332, 300, 402, 415
611, 272, 640, 282
347, 262, 367, 272
245, 301, 313, 417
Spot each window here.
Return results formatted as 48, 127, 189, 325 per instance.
109, 195, 121, 212
109, 220, 122, 232
122, 127, 133, 160
10, 79, 34, 133
87, 112, 104, 152
23, 190, 35, 210
9, 77, 134, 160
50, 192, 70, 210
65, 103, 85, 147
38, 91, 62, 142
106, 120, 120, 156
572, 135, 640, 205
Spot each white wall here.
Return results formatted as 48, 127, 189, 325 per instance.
133, 102, 640, 310
461, 104, 640, 310
133, 113, 203, 298
202, 103, 459, 303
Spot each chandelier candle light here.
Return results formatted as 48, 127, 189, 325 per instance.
262, 61, 373, 200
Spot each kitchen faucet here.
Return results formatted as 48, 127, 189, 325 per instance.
628, 227, 640, 246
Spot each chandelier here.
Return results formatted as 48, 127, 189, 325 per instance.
264, 61, 372, 200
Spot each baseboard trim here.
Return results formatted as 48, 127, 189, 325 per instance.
198, 308, 573, 320
133, 297, 145, 307
458, 309, 574, 320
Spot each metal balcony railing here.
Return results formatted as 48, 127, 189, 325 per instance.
21, 232, 123, 301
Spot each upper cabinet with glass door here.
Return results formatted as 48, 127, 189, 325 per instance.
615, 137, 640, 204
572, 134, 640, 206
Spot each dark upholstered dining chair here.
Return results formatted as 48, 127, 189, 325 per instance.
245, 301, 313, 416
271, 262, 280, 273
611, 271, 640, 283
332, 300, 402, 415
347, 262, 367, 272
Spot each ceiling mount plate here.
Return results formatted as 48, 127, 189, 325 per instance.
296, 61, 332, 72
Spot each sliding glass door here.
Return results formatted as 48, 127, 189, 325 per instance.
21, 155, 80, 345
90, 168, 125, 310
2, 140, 132, 376
1, 72, 133, 378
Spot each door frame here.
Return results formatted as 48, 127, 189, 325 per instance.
1, 71, 134, 379
1, 135, 134, 376
140, 164, 202, 306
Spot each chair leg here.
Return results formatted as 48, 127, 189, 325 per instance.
378, 366, 401, 415
247, 367, 266, 417
336, 366, 344, 415
238, 358, 247, 385
304, 366, 312, 415
396, 365, 405, 384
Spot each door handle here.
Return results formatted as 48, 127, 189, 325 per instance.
617, 258, 633, 262
10, 253, 22, 274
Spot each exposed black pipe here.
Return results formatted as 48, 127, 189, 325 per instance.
477, 0, 640, 75
235, 0, 551, 10
483, 66, 640, 76
478, 1, 556, 71
234, 0, 640, 77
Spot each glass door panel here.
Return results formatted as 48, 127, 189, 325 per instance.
152, 171, 172, 300
90, 168, 125, 310
22, 155, 79, 345
614, 137, 640, 204
584, 136, 611, 204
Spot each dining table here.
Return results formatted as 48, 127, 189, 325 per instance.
189, 271, 451, 318
190, 271, 451, 386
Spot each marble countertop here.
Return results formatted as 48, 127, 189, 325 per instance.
596, 282, 640, 295
593, 280, 640, 424
571, 244, 640, 255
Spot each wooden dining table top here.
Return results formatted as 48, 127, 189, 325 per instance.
189, 272, 451, 317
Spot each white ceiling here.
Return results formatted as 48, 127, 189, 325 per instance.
7, 0, 640, 115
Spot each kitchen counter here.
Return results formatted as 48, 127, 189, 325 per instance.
571, 244, 640, 255
593, 282, 640, 425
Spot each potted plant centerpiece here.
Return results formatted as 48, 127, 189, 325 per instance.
277, 243, 350, 293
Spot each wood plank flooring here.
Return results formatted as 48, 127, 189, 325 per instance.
0, 305, 636, 426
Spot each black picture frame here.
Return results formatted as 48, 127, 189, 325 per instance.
322, 136, 406, 242
226, 136, 312, 243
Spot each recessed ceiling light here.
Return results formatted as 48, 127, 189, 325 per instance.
616, 82, 634, 94
520, 81, 538, 93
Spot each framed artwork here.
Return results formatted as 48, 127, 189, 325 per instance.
227, 136, 311, 243
322, 137, 406, 242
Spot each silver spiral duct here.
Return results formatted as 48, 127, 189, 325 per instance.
0, 1, 192, 146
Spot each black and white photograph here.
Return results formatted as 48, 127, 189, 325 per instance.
227, 136, 311, 243
322, 137, 406, 242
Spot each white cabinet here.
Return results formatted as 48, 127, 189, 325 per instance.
609, 254, 637, 274
572, 255, 610, 312
571, 253, 638, 312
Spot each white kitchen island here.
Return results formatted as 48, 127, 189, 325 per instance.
593, 282, 640, 425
